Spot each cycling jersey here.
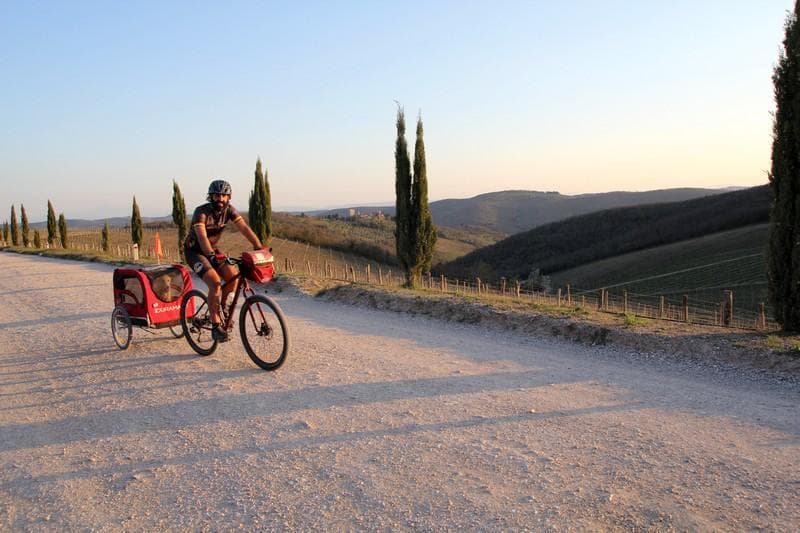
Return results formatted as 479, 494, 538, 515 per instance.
184, 202, 242, 252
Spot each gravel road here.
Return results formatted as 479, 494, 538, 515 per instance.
1, 252, 798, 530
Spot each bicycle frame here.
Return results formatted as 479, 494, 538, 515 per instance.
220, 260, 272, 336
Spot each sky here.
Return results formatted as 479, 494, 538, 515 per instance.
0, 0, 794, 221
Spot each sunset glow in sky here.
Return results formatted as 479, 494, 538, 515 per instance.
0, 1, 792, 221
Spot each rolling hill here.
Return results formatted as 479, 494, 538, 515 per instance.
306, 187, 732, 234
433, 184, 772, 284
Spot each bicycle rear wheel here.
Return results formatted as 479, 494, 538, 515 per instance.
239, 295, 290, 370
180, 289, 218, 356
111, 305, 132, 350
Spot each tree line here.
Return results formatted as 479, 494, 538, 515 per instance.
2, 158, 275, 259
2, 200, 68, 249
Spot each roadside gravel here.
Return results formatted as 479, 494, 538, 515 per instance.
1, 252, 798, 530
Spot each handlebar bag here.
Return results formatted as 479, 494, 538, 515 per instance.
242, 249, 275, 283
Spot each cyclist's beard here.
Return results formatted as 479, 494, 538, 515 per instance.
213, 199, 227, 212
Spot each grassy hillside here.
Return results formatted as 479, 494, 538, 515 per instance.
84, 213, 501, 268
550, 224, 769, 312
434, 185, 772, 284
271, 213, 503, 266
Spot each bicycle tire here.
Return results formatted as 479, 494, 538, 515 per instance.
111, 305, 132, 350
239, 294, 290, 370
180, 289, 218, 356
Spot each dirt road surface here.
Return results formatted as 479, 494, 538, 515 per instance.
1, 253, 798, 530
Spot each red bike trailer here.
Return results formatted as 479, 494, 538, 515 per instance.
111, 264, 194, 349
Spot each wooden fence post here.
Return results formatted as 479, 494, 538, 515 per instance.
557, 288, 562, 307
660, 296, 665, 319
476, 278, 481, 295
759, 303, 766, 329
566, 284, 571, 306
723, 290, 734, 326
501, 277, 507, 297
440, 274, 446, 293
515, 280, 521, 300
683, 295, 689, 323
623, 290, 628, 314
378, 268, 383, 285
366, 264, 371, 284
598, 289, 604, 310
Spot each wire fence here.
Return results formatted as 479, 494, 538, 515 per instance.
5, 228, 779, 332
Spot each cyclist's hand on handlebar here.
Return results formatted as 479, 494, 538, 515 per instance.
207, 252, 227, 268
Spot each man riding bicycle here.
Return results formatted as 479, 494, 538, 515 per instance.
184, 179, 264, 342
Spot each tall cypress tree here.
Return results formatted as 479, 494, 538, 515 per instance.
394, 106, 413, 285
172, 180, 187, 260
768, 2, 800, 330
46, 200, 57, 245
101, 221, 110, 252
58, 213, 68, 248
20, 204, 30, 247
33, 230, 41, 248
411, 114, 437, 278
2, 221, 8, 244
131, 196, 143, 247
263, 164, 272, 245
249, 158, 266, 244
10, 205, 19, 246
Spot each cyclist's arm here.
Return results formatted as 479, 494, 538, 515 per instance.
192, 223, 216, 256
233, 216, 263, 249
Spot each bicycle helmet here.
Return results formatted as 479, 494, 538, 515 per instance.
208, 179, 232, 196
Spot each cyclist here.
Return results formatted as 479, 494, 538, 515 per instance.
184, 179, 264, 342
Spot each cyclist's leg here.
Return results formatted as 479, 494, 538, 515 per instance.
186, 248, 223, 325
202, 268, 223, 325
218, 262, 239, 315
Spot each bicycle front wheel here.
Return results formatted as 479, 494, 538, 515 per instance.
239, 295, 290, 370
180, 289, 218, 356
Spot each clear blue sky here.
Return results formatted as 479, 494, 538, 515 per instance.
0, 1, 793, 221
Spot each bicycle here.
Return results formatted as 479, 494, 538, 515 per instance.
179, 250, 290, 371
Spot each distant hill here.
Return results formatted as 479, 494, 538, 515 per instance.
433, 184, 772, 283
304, 187, 732, 235
30, 215, 172, 230
32, 186, 731, 235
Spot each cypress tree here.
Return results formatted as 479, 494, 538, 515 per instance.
172, 181, 187, 260
768, 2, 800, 330
33, 230, 41, 248
20, 204, 30, 247
46, 200, 57, 245
58, 213, 68, 248
101, 221, 110, 252
411, 114, 437, 279
10, 205, 18, 246
131, 196, 143, 247
263, 164, 272, 245
2, 221, 8, 244
249, 158, 268, 244
394, 106, 413, 285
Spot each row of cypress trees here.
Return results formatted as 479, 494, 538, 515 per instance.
3, 201, 67, 248
3, 156, 273, 260
395, 106, 436, 287
126, 159, 274, 258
